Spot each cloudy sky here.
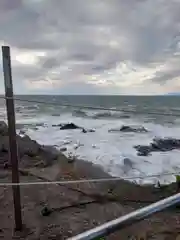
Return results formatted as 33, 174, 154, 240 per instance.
0, 0, 180, 95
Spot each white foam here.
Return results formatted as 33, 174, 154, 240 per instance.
17, 112, 180, 185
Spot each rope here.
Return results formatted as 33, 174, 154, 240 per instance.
0, 171, 178, 187
0, 96, 180, 117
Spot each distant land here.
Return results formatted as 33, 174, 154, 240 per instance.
167, 92, 180, 96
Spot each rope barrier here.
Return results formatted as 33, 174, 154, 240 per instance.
0, 171, 178, 186
0, 96, 180, 117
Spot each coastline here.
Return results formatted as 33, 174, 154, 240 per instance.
0, 121, 180, 239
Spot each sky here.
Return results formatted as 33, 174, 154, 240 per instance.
0, 0, 180, 95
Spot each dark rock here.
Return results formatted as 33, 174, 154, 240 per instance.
82, 128, 95, 133
52, 124, 62, 127
60, 147, 67, 152
120, 125, 148, 133
89, 129, 95, 133
109, 125, 148, 133
134, 145, 151, 156
60, 123, 80, 130
82, 128, 87, 133
0, 123, 59, 167
134, 137, 180, 156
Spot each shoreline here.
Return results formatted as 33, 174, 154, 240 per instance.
0, 121, 180, 239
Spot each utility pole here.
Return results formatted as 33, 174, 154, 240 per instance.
1, 46, 22, 231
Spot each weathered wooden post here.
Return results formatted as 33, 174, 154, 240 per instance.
1, 46, 22, 231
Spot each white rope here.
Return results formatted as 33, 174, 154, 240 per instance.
0, 96, 179, 117
0, 171, 179, 187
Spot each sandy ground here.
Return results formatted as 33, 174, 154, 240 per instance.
1, 153, 180, 240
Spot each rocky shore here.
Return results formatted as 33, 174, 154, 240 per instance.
0, 121, 180, 239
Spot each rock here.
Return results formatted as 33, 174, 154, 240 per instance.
82, 128, 95, 133
60, 147, 67, 152
60, 123, 80, 130
120, 125, 148, 133
17, 135, 40, 157
109, 125, 148, 133
134, 137, 180, 156
82, 128, 87, 133
89, 129, 95, 132
0, 125, 59, 168
52, 124, 62, 127
134, 145, 151, 156
40, 146, 59, 162
0, 121, 8, 136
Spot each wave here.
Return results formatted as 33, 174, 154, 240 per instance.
90, 111, 130, 120
72, 109, 88, 117
72, 109, 131, 119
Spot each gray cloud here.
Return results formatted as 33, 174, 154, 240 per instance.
0, 0, 180, 94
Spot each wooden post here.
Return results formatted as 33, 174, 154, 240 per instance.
1, 46, 22, 231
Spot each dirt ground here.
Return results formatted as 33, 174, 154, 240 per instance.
1, 154, 180, 240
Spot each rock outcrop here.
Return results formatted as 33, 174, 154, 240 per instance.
134, 138, 180, 156
109, 125, 148, 133
60, 123, 80, 130
0, 121, 58, 168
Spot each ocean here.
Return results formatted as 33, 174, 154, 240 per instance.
1, 95, 180, 184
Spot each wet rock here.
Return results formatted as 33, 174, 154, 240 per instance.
109, 125, 148, 133
52, 124, 62, 127
60, 147, 67, 152
82, 128, 95, 133
82, 128, 87, 133
60, 123, 80, 130
134, 137, 180, 156
135, 145, 151, 156
0, 121, 59, 168
152, 138, 180, 152
120, 125, 148, 133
